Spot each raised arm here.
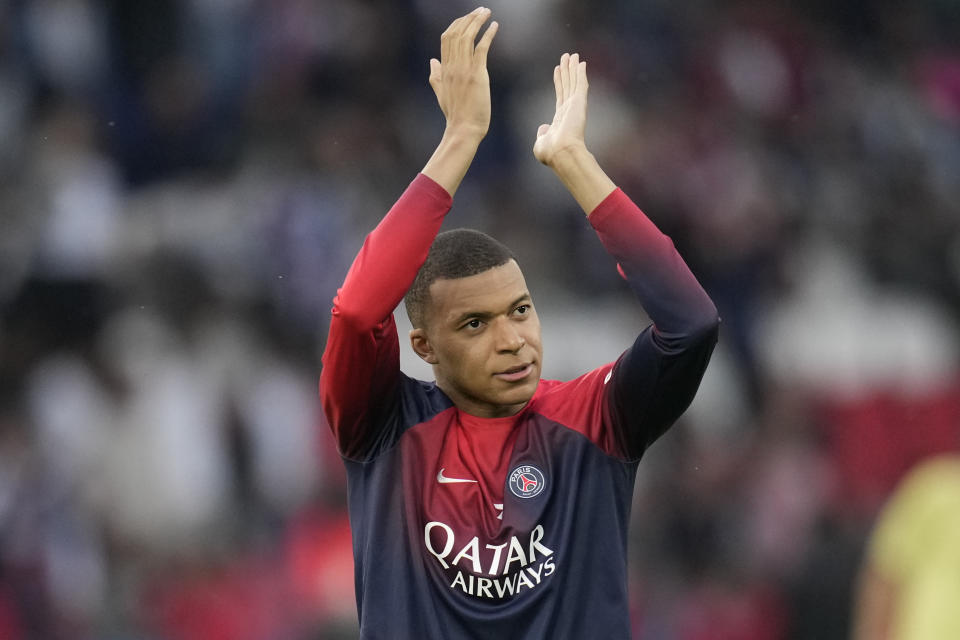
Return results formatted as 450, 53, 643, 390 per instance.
534, 52, 717, 335
321, 8, 498, 459
535, 53, 719, 457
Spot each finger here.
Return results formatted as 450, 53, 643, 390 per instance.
559, 53, 571, 103
475, 20, 498, 66
451, 14, 471, 63
553, 65, 562, 107
441, 9, 474, 62
577, 60, 588, 95
429, 58, 441, 91
462, 7, 491, 57
441, 14, 464, 41
447, 7, 479, 34
569, 53, 579, 94
441, 25, 453, 65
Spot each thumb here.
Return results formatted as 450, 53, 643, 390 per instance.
429, 58, 441, 89
536, 124, 550, 138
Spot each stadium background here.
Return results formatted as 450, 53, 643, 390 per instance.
1, 0, 959, 637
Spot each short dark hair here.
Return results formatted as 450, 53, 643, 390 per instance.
405, 229, 516, 328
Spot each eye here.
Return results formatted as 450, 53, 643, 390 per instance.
465, 318, 483, 330
514, 304, 530, 316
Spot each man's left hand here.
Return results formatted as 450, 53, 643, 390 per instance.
533, 53, 589, 167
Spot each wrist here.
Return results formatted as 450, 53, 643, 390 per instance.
442, 124, 487, 147
545, 144, 616, 215
546, 142, 592, 175
421, 126, 484, 198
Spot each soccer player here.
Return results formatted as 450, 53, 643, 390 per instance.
320, 7, 719, 638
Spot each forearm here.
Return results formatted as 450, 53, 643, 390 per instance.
421, 127, 484, 197
590, 189, 718, 339
321, 7, 496, 457
322, 173, 450, 456
546, 139, 715, 336
594, 190, 718, 457
547, 144, 616, 215
333, 174, 452, 329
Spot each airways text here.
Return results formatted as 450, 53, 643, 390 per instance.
424, 522, 557, 600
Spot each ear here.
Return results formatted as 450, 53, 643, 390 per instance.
409, 327, 439, 364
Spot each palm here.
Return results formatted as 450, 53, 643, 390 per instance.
533, 92, 587, 162
534, 53, 589, 165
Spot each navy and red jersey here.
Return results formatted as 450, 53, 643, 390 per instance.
320, 174, 719, 639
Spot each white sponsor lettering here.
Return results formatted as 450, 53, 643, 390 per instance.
424, 521, 455, 569
516, 570, 536, 592
451, 536, 482, 574
529, 525, 551, 562
449, 560, 557, 599
526, 562, 542, 584
476, 577, 494, 599
427, 521, 557, 600
493, 573, 515, 598
485, 541, 507, 575
543, 557, 555, 576
503, 536, 528, 574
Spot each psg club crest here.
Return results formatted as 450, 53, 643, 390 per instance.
508, 465, 546, 499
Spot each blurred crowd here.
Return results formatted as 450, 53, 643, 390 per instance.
1, 0, 959, 638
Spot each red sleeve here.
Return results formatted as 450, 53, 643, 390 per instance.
587, 189, 719, 459
320, 174, 452, 458
588, 188, 718, 341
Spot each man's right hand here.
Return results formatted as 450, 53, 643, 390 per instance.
534, 52, 616, 214
429, 7, 499, 141
533, 53, 589, 167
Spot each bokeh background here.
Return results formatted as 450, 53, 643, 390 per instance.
1, 0, 959, 638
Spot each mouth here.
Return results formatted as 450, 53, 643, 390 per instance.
494, 363, 534, 382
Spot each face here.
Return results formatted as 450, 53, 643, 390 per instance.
410, 260, 543, 418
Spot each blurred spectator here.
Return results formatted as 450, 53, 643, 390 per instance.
852, 454, 960, 640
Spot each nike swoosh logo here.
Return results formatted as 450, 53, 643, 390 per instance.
437, 468, 478, 484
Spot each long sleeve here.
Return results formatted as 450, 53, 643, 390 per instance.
320, 173, 452, 459
589, 188, 720, 458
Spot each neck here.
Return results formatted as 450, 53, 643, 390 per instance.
435, 377, 528, 419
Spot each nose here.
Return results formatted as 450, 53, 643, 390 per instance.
494, 318, 525, 353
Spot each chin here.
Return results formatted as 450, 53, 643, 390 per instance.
499, 379, 539, 406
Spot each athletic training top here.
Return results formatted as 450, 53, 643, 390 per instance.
320, 174, 719, 639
